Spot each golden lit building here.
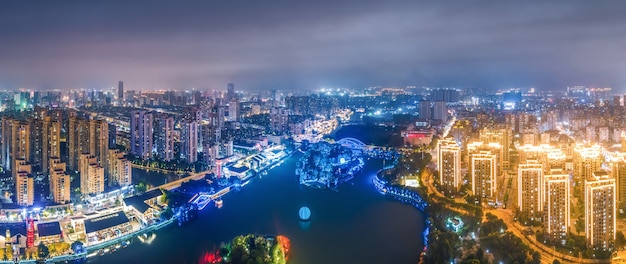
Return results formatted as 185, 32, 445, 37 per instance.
517, 161, 543, 218
14, 160, 33, 206
49, 158, 71, 204
471, 151, 497, 199
573, 145, 602, 187
585, 171, 616, 250
467, 141, 501, 176
543, 170, 570, 245
11, 120, 30, 177
437, 138, 461, 194
517, 144, 566, 174
479, 127, 511, 170
107, 149, 132, 187
79, 154, 104, 195
611, 153, 626, 211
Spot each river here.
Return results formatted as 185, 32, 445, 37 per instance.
91, 154, 425, 264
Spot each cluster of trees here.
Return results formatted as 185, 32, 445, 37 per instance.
476, 213, 539, 264
224, 234, 288, 264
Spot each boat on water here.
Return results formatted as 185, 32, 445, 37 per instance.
215, 199, 223, 208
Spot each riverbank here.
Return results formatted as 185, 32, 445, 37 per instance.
92, 153, 424, 264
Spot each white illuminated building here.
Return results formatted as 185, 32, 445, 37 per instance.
585, 171, 616, 250
471, 151, 497, 199
543, 170, 570, 244
437, 138, 461, 194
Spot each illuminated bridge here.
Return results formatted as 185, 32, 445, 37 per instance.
335, 137, 367, 150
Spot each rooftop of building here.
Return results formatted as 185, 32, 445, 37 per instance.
37, 222, 61, 237
84, 212, 129, 234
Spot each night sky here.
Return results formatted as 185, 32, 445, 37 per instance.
1, 0, 626, 91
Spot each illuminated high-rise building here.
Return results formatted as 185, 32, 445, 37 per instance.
41, 116, 61, 174
471, 151, 497, 199
181, 119, 198, 164
11, 120, 30, 182
89, 119, 109, 170
68, 113, 90, 172
573, 145, 602, 190
1, 117, 13, 170
130, 110, 153, 160
612, 154, 626, 211
585, 171, 616, 250
517, 161, 543, 219
14, 160, 33, 206
154, 114, 175, 161
107, 149, 132, 187
543, 171, 570, 245
49, 158, 70, 204
79, 154, 104, 195
437, 138, 461, 194
479, 127, 511, 171
467, 141, 501, 176
228, 99, 240, 122
11, 120, 30, 163
118, 81, 124, 104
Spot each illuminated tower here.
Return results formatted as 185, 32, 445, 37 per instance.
14, 160, 33, 206
543, 170, 570, 245
612, 154, 626, 211
471, 151, 497, 199
41, 116, 61, 174
574, 146, 602, 193
107, 149, 132, 187
585, 171, 616, 250
1, 117, 13, 171
79, 154, 104, 195
130, 110, 153, 160
118, 81, 124, 104
89, 119, 109, 170
68, 113, 90, 172
49, 158, 71, 204
26, 219, 34, 248
479, 127, 510, 171
181, 119, 198, 164
11, 120, 30, 183
518, 161, 543, 219
154, 114, 174, 161
437, 138, 461, 195
215, 158, 224, 178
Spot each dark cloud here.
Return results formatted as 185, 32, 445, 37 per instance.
1, 0, 625, 91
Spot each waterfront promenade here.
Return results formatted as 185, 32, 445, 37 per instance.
147, 170, 212, 191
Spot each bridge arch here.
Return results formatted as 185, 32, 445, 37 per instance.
336, 137, 367, 150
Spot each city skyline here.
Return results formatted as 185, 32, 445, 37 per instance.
2, 1, 626, 91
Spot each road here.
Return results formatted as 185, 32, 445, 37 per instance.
148, 170, 212, 191
487, 208, 610, 264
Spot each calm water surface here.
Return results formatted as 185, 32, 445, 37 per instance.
93, 155, 425, 264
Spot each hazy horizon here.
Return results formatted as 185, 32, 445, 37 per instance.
2, 0, 626, 92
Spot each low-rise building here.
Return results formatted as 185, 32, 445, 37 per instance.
83, 212, 132, 246
123, 189, 165, 225
36, 222, 62, 245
